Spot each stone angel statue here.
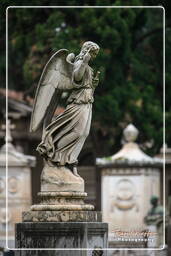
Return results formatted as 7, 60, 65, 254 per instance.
30, 41, 100, 176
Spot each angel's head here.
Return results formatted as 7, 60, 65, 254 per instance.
81, 41, 100, 59
76, 41, 100, 61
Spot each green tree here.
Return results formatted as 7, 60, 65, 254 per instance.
1, 0, 170, 157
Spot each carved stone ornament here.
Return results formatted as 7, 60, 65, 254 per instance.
8, 176, 18, 194
111, 179, 139, 211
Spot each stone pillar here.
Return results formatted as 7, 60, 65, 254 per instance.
15, 163, 108, 254
96, 124, 163, 249
0, 120, 36, 248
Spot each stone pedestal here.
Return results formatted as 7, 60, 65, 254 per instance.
41, 165, 85, 192
23, 210, 101, 222
15, 165, 108, 254
31, 191, 94, 211
15, 222, 108, 256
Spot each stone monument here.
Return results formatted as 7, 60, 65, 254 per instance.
0, 120, 35, 248
15, 41, 108, 255
96, 124, 163, 249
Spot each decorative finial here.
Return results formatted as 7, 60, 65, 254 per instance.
1, 119, 15, 144
123, 124, 139, 142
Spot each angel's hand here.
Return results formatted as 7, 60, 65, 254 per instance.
95, 71, 100, 79
92, 71, 100, 87
82, 47, 94, 64
83, 51, 91, 64
92, 78, 99, 87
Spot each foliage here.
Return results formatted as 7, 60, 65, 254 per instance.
1, 0, 170, 157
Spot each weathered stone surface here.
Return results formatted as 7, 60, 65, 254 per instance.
15, 222, 108, 256
38, 191, 87, 205
30, 191, 94, 211
39, 191, 87, 197
41, 165, 84, 192
22, 210, 102, 222
31, 204, 94, 211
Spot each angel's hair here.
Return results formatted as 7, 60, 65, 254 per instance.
75, 41, 100, 61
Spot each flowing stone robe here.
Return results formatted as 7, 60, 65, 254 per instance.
37, 62, 95, 166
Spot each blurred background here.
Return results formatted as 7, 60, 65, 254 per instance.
0, 0, 171, 255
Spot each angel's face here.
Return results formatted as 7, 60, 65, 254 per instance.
89, 48, 99, 60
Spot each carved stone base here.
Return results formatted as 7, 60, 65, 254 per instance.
17, 163, 107, 255
31, 205, 94, 211
30, 191, 94, 211
22, 210, 101, 222
37, 191, 89, 205
41, 164, 84, 192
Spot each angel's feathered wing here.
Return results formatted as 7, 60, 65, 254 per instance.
30, 49, 74, 132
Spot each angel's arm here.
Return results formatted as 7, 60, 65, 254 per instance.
73, 51, 91, 82
73, 60, 87, 82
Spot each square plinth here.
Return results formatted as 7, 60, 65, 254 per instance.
15, 222, 108, 256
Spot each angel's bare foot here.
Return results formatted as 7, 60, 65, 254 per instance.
65, 162, 80, 176
73, 166, 80, 177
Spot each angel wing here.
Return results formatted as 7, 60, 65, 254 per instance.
30, 49, 75, 132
